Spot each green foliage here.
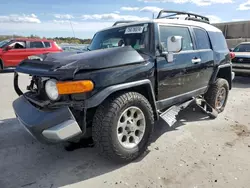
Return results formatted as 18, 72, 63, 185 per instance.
0, 35, 91, 44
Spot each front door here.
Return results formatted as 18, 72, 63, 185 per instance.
2, 41, 27, 67
156, 25, 204, 109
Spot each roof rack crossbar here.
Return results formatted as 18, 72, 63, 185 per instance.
157, 10, 210, 24
113, 21, 137, 26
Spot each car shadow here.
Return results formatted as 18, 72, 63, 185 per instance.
232, 76, 250, 89
0, 105, 212, 188
151, 104, 212, 144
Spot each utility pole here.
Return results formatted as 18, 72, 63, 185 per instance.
69, 18, 76, 38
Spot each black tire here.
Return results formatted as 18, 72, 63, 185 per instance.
205, 78, 229, 113
92, 92, 154, 163
0, 60, 3, 71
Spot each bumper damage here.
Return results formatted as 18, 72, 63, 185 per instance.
13, 95, 82, 144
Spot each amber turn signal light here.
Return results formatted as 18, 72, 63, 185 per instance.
56, 80, 94, 95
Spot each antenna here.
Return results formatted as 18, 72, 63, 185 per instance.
69, 19, 76, 38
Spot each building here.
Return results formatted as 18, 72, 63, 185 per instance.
212, 20, 250, 48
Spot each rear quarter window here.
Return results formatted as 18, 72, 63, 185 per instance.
44, 42, 51, 48
208, 32, 228, 51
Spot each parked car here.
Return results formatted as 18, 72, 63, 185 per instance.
61, 45, 88, 52
0, 38, 62, 70
230, 42, 250, 75
12, 10, 234, 163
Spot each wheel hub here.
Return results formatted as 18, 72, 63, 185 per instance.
216, 87, 226, 109
117, 106, 146, 149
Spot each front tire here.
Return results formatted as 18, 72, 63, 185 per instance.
0, 60, 3, 71
205, 78, 229, 113
92, 92, 154, 163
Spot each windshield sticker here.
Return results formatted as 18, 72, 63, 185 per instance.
125, 26, 144, 34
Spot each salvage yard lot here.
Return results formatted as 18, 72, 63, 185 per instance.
0, 71, 250, 188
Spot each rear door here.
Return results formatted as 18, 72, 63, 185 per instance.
156, 24, 204, 103
26, 41, 46, 56
192, 27, 215, 88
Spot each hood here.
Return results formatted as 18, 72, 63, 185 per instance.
15, 46, 146, 79
46, 46, 145, 70
234, 52, 250, 58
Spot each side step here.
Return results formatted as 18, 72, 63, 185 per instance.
195, 98, 218, 119
160, 98, 195, 127
159, 98, 218, 127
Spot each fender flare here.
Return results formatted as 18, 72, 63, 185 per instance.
83, 79, 159, 119
210, 63, 233, 88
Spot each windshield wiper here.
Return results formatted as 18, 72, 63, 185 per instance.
87, 47, 91, 51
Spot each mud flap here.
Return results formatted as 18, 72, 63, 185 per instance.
160, 99, 195, 127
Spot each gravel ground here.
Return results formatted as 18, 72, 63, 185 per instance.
0, 70, 250, 188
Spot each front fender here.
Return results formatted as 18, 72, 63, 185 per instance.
83, 79, 158, 119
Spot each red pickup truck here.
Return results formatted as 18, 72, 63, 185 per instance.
0, 38, 63, 70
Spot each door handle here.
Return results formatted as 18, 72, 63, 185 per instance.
192, 58, 201, 64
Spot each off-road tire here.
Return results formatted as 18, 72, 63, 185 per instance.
205, 78, 229, 113
92, 92, 154, 163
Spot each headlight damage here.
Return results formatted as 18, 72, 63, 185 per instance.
27, 76, 95, 101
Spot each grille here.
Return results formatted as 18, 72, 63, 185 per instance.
232, 57, 250, 64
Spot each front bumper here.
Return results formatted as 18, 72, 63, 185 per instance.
13, 95, 82, 144
232, 63, 250, 75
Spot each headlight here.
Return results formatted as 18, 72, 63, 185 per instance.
45, 79, 59, 100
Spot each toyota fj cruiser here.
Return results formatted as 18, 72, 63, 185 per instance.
12, 10, 234, 163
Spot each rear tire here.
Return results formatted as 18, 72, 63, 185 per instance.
205, 78, 229, 113
92, 92, 154, 163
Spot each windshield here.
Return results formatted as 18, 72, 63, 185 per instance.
233, 44, 250, 52
0, 39, 11, 48
89, 23, 150, 53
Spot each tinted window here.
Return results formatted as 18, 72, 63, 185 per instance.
233, 44, 250, 52
209, 32, 228, 51
159, 26, 194, 51
44, 42, 51, 48
194, 28, 211, 49
30, 41, 44, 48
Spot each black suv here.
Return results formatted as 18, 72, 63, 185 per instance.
12, 10, 234, 163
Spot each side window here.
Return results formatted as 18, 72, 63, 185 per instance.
9, 41, 26, 49
159, 26, 194, 51
44, 42, 51, 48
209, 32, 228, 51
194, 28, 211, 50
30, 41, 44, 48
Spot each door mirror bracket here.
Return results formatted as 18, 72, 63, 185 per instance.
162, 51, 174, 63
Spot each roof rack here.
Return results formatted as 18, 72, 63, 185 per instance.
113, 21, 138, 26
157, 10, 210, 24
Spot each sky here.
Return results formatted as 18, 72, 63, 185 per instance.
0, 0, 249, 39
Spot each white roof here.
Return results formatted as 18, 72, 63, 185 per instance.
99, 19, 222, 33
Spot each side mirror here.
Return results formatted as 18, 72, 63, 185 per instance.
161, 36, 183, 62
4, 46, 12, 51
167, 36, 183, 53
